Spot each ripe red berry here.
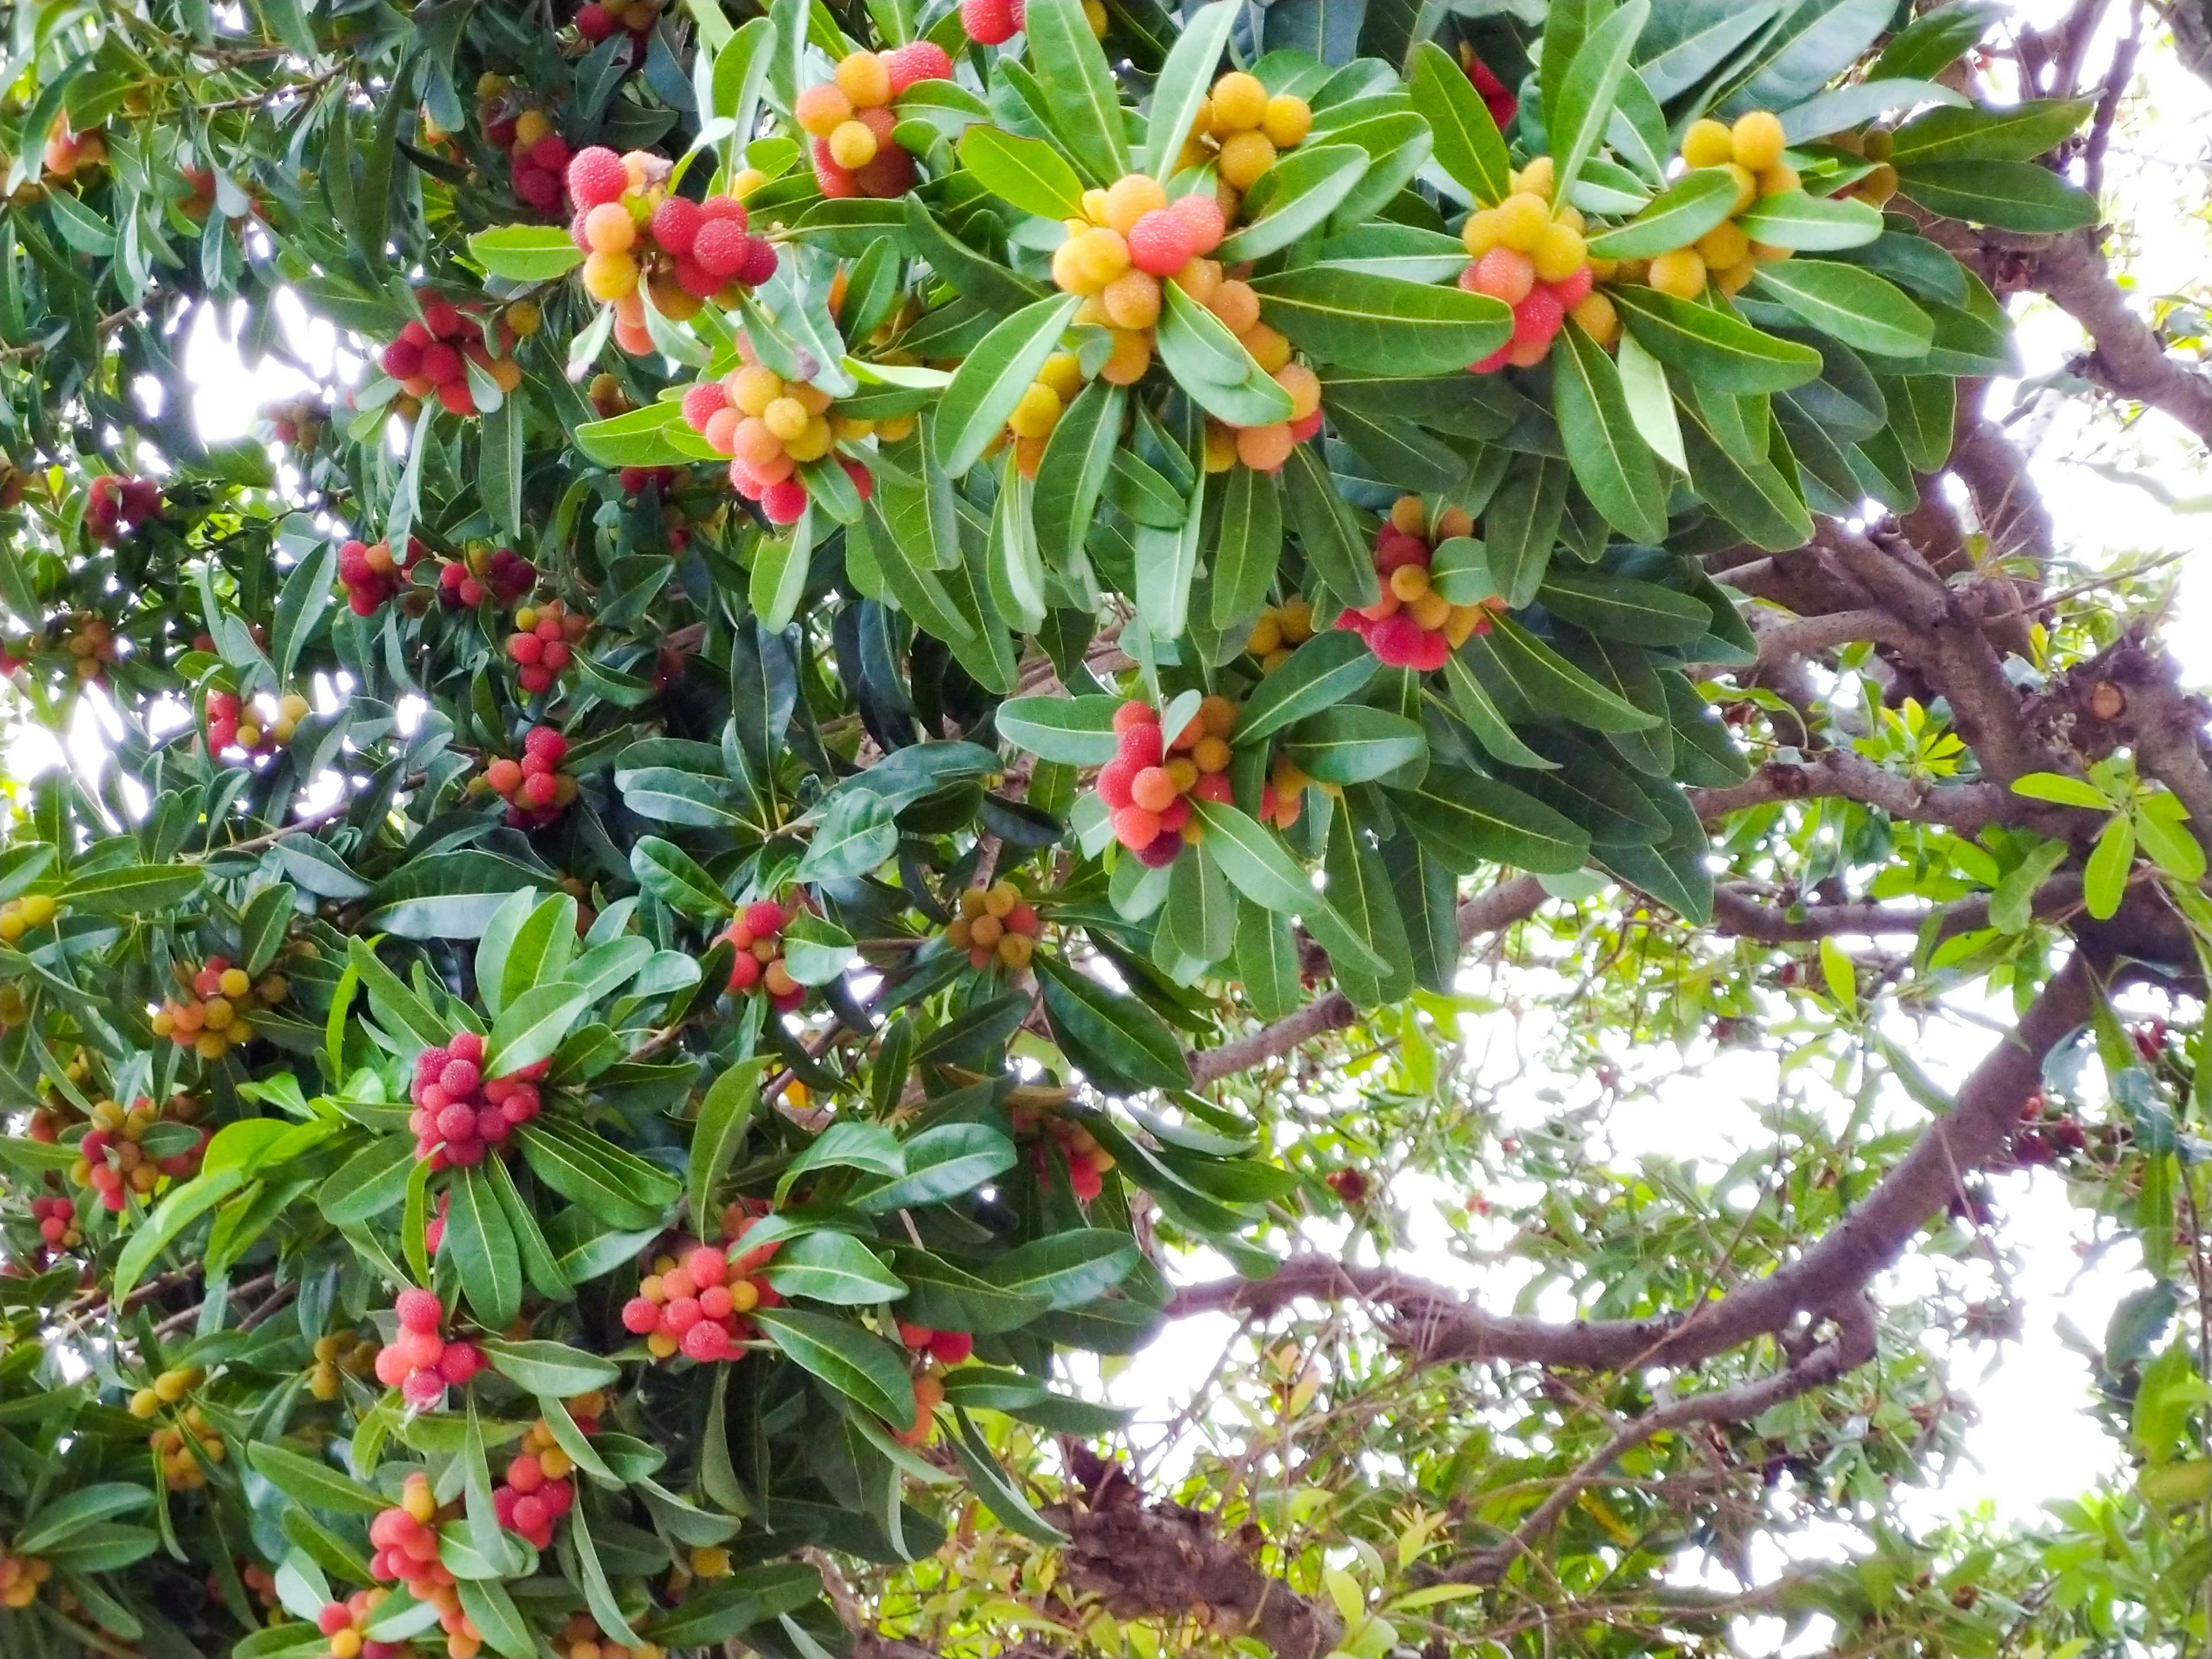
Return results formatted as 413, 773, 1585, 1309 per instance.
396, 1288, 442, 1333
744, 899, 786, 936
566, 146, 628, 208
693, 220, 750, 279
735, 236, 780, 287
762, 478, 808, 523
882, 40, 954, 93
575, 1, 616, 40
1126, 209, 1193, 276
650, 195, 703, 256
962, 0, 1018, 41
1168, 192, 1226, 257
381, 339, 423, 379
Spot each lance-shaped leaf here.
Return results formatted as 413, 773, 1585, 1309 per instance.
933, 293, 1082, 478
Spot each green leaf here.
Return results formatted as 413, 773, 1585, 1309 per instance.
1282, 706, 1428, 784
1037, 953, 1194, 1092
751, 512, 812, 633
932, 293, 1082, 478
465, 225, 588, 281
1134, 468, 1208, 643
1234, 630, 1381, 745
271, 540, 338, 686
1210, 457, 1285, 630
764, 1231, 908, 1304
518, 1122, 677, 1230
1989, 838, 2069, 933
1248, 268, 1510, 376
1611, 286, 1823, 395
569, 1508, 643, 1649
1615, 331, 1686, 473
456, 1579, 535, 1659
1536, 573, 1710, 645
1889, 98, 2092, 165
851, 1124, 1018, 1211
1142, 0, 1239, 182
1410, 40, 1509, 206
445, 1165, 521, 1330
1585, 168, 1740, 259
16, 1486, 154, 1553
690, 1058, 764, 1236
1551, 321, 1666, 544
486, 980, 590, 1077
112, 1166, 246, 1305
985, 1229, 1138, 1308
1157, 285, 1296, 426
2135, 804, 2207, 884
948, 1408, 1069, 1546
59, 864, 203, 915
316, 1135, 418, 1226
1547, 1, 1649, 207
2010, 771, 2112, 810
957, 126, 1086, 220
245, 1443, 384, 1516
472, 1337, 621, 1398
1389, 766, 1590, 875
1032, 377, 1124, 565
1733, 191, 1885, 253
1748, 261, 1933, 357
995, 694, 1124, 764
754, 1308, 916, 1425
1216, 144, 1369, 263
1020, 0, 1127, 183
643, 1566, 825, 1647
2084, 812, 2134, 921
1893, 158, 2098, 232
1677, 395, 1814, 551
630, 836, 730, 918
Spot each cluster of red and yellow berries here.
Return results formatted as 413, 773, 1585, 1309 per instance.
339, 536, 429, 616
1013, 1106, 1116, 1202
476, 79, 571, 214
1334, 497, 1495, 670
1175, 70, 1311, 199
26, 1195, 79, 1251
72, 1093, 206, 1211
309, 1330, 378, 1400
85, 474, 161, 542
798, 46, 954, 199
440, 545, 537, 611
620, 1234, 780, 1362
0, 1552, 53, 1611
719, 899, 807, 1009
41, 119, 105, 179
1053, 173, 1230, 393
996, 352, 1086, 479
153, 957, 290, 1059
945, 881, 1040, 972
377, 297, 523, 417
567, 146, 777, 354
507, 597, 590, 695
1827, 125, 1899, 207
1639, 111, 1797, 300
368, 1474, 488, 1656
1463, 48, 1516, 128
50, 613, 118, 683
1243, 594, 1316, 672
574, 0, 664, 47
491, 1395, 601, 1548
262, 393, 326, 450
896, 1321, 974, 1366
206, 688, 312, 757
552, 1615, 668, 1659
1095, 698, 1237, 867
406, 1029, 547, 1169
479, 725, 580, 826
1200, 340, 1320, 472
960, 0, 1104, 43
371, 1289, 488, 1410
680, 363, 876, 525
1461, 158, 1605, 371
139, 1381, 226, 1491
314, 1588, 411, 1659
0, 892, 58, 944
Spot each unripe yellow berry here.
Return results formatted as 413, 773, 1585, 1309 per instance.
581, 251, 638, 301
836, 51, 892, 108
1647, 247, 1707, 300
1680, 118, 1734, 169
1494, 192, 1551, 253
1007, 382, 1063, 441
828, 119, 878, 170
1215, 130, 1276, 190
1730, 109, 1786, 173
1209, 72, 1267, 132
1102, 173, 1167, 236
1530, 222, 1586, 282
1694, 220, 1748, 269
1260, 94, 1311, 148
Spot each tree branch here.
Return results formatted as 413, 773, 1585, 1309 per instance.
1687, 749, 2014, 830
2028, 227, 2212, 447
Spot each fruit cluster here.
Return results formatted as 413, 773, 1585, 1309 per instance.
149, 1402, 226, 1491
377, 297, 522, 417
60, 614, 118, 681
620, 1239, 779, 1361
41, 119, 104, 179
507, 597, 590, 694
480, 726, 580, 827
1334, 497, 1494, 669
895, 1373, 946, 1447
945, 881, 1040, 972
371, 1288, 487, 1409
1052, 173, 1232, 396
152, 956, 290, 1059
1243, 594, 1316, 673
440, 545, 537, 611
72, 1093, 206, 1210
1174, 70, 1310, 200
719, 899, 806, 1010
487, 93, 571, 215
896, 1321, 975, 1365
368, 1472, 487, 1658
566, 146, 777, 355
551, 1616, 668, 1659
1643, 110, 1797, 299
996, 351, 1087, 479
0, 1553, 52, 1611
0, 892, 58, 942
679, 364, 876, 524
798, 46, 953, 199
1827, 125, 1900, 207
27, 1196, 79, 1250
406, 1029, 547, 1169
1013, 1106, 1117, 1201
314, 1588, 409, 1659
1094, 697, 1238, 866
309, 1330, 378, 1400
205, 688, 312, 757
1460, 160, 1606, 372
338, 537, 427, 616
960, 0, 1105, 44
1462, 47, 1517, 130
262, 394, 326, 450
1200, 354, 1321, 472
491, 1412, 587, 1550
84, 474, 161, 543
574, 0, 663, 47
1256, 753, 1313, 831
129, 1364, 206, 1420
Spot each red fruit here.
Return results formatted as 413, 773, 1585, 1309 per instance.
1468, 247, 1535, 306
650, 195, 703, 255
1370, 614, 1427, 666
1096, 755, 1137, 810
522, 771, 558, 808
622, 1297, 660, 1334
1168, 191, 1226, 257
813, 147, 860, 199
1375, 529, 1429, 571
840, 454, 874, 498
853, 145, 916, 198
762, 478, 809, 523
1191, 771, 1233, 803
744, 899, 786, 936
1112, 805, 1161, 850
1512, 285, 1564, 347
1547, 264, 1593, 310
570, 207, 595, 251
929, 1330, 973, 1365
381, 339, 423, 379
566, 146, 628, 207
439, 1341, 485, 1384
530, 135, 569, 172
688, 1246, 729, 1286
1468, 342, 1513, 374
1117, 721, 1164, 768
1290, 408, 1324, 441
1126, 209, 1193, 276
510, 1494, 548, 1536
1411, 626, 1451, 671
1112, 701, 1158, 733
509, 631, 544, 665
402, 1370, 445, 1410
882, 41, 953, 92
963, 0, 1018, 41
1135, 830, 1183, 869
574, 2, 616, 41
736, 235, 780, 286
395, 1288, 443, 1333
728, 951, 762, 991
435, 380, 478, 416
522, 728, 566, 762
319, 1604, 354, 1637
420, 300, 462, 338
682, 1319, 732, 1361
693, 219, 751, 279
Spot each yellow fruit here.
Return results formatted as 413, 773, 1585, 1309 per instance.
1513, 155, 1555, 202
1100, 328, 1152, 385
581, 250, 638, 301
1101, 268, 1161, 330
1724, 163, 1758, 213
1274, 362, 1320, 419
1204, 423, 1238, 472
828, 119, 878, 169
1434, 507, 1472, 541
1460, 208, 1503, 258
1715, 257, 1758, 296
1730, 109, 1785, 172
1756, 162, 1800, 196
1494, 192, 1551, 253
836, 51, 892, 108
793, 83, 853, 138
219, 967, 251, 998
1408, 589, 1451, 630
1008, 382, 1063, 440
1680, 118, 1734, 169
1260, 94, 1312, 148
505, 300, 541, 336
1081, 187, 1111, 224
1647, 247, 1707, 300
1103, 173, 1167, 235
1210, 71, 1268, 132
763, 397, 810, 442
1389, 563, 1430, 601
1531, 222, 1586, 282
1570, 291, 1619, 348
1083, 0, 1105, 35
514, 109, 551, 146
1216, 130, 1276, 190
791, 381, 834, 415
1241, 323, 1290, 374
1171, 257, 1222, 303
1694, 220, 1748, 269
1037, 352, 1085, 400
783, 416, 834, 462
1388, 495, 1425, 533
1853, 162, 1899, 206
1071, 226, 1131, 288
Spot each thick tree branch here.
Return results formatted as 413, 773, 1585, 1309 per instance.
1687, 749, 2014, 830
2029, 228, 2212, 446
